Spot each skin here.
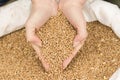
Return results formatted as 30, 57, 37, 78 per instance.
25, 0, 58, 71
59, 0, 87, 69
25, 0, 87, 71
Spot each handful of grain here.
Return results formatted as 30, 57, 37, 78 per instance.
37, 11, 76, 71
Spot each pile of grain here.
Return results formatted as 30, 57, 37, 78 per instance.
0, 11, 120, 80
37, 11, 75, 72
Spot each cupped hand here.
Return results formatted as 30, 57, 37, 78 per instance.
59, 0, 88, 69
25, 0, 58, 71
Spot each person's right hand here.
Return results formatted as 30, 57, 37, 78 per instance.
25, 0, 58, 71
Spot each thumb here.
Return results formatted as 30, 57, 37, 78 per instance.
73, 34, 80, 47
25, 25, 42, 47
73, 34, 85, 48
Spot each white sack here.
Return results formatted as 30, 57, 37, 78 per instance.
0, 0, 31, 37
90, 0, 120, 37
82, 0, 97, 22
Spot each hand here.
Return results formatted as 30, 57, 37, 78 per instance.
59, 0, 88, 69
25, 0, 58, 71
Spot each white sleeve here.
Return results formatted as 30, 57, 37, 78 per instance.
0, 0, 31, 37
90, 0, 120, 38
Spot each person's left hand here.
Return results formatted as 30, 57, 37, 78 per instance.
59, 0, 88, 69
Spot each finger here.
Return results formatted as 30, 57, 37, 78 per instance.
63, 54, 74, 69
31, 43, 50, 71
42, 60, 50, 72
63, 41, 84, 69
31, 43, 43, 60
63, 58, 71, 69
25, 25, 42, 47
73, 31, 87, 47
73, 41, 84, 56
